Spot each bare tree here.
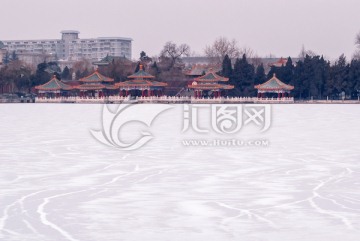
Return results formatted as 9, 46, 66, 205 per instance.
72, 58, 93, 78
160, 42, 190, 70
238, 46, 262, 66
239, 47, 256, 59
353, 51, 360, 60
204, 37, 241, 64
353, 32, 360, 60
249, 54, 262, 67
298, 45, 317, 60
356, 32, 360, 46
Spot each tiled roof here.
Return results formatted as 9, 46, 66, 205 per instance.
79, 70, 114, 83
185, 65, 221, 76
92, 55, 131, 66
269, 57, 288, 67
35, 76, 73, 91
255, 74, 294, 91
128, 65, 155, 79
116, 64, 167, 88
194, 70, 229, 82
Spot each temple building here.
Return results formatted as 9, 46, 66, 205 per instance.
188, 70, 234, 98
184, 64, 221, 79
269, 57, 288, 67
255, 73, 294, 98
35, 75, 73, 97
75, 70, 117, 97
116, 65, 167, 97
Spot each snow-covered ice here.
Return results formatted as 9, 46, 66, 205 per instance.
0, 104, 359, 241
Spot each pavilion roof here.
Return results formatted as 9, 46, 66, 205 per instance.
92, 55, 131, 66
255, 74, 294, 91
79, 70, 114, 83
35, 76, 73, 91
185, 65, 222, 76
117, 64, 166, 88
194, 70, 229, 82
269, 57, 288, 67
127, 65, 155, 79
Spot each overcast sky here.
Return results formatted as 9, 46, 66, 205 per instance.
0, 0, 359, 61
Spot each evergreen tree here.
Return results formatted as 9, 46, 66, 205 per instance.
2, 52, 11, 65
33, 62, 51, 86
282, 57, 294, 84
54, 72, 61, 80
81, 69, 89, 78
140, 51, 152, 62
61, 66, 71, 80
221, 54, 232, 78
151, 61, 161, 76
75, 70, 81, 80
328, 54, 348, 99
267, 66, 278, 79
254, 64, 266, 85
293, 60, 305, 99
303, 55, 316, 99
232, 54, 255, 96
349, 59, 360, 99
11, 51, 18, 61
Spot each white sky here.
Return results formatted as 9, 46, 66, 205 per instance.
0, 0, 359, 61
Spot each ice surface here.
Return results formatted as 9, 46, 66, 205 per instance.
0, 104, 359, 241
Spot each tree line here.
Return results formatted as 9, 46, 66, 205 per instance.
220, 53, 360, 99
1, 35, 360, 99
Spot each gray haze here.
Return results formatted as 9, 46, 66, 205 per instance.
1, 0, 359, 61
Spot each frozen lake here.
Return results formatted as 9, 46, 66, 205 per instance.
0, 104, 359, 241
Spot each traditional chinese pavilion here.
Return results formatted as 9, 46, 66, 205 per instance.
116, 65, 167, 97
188, 70, 234, 98
35, 75, 73, 97
75, 70, 117, 97
254, 73, 294, 98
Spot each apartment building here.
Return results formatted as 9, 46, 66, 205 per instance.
1, 31, 132, 65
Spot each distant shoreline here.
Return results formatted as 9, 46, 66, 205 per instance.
1, 99, 359, 104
